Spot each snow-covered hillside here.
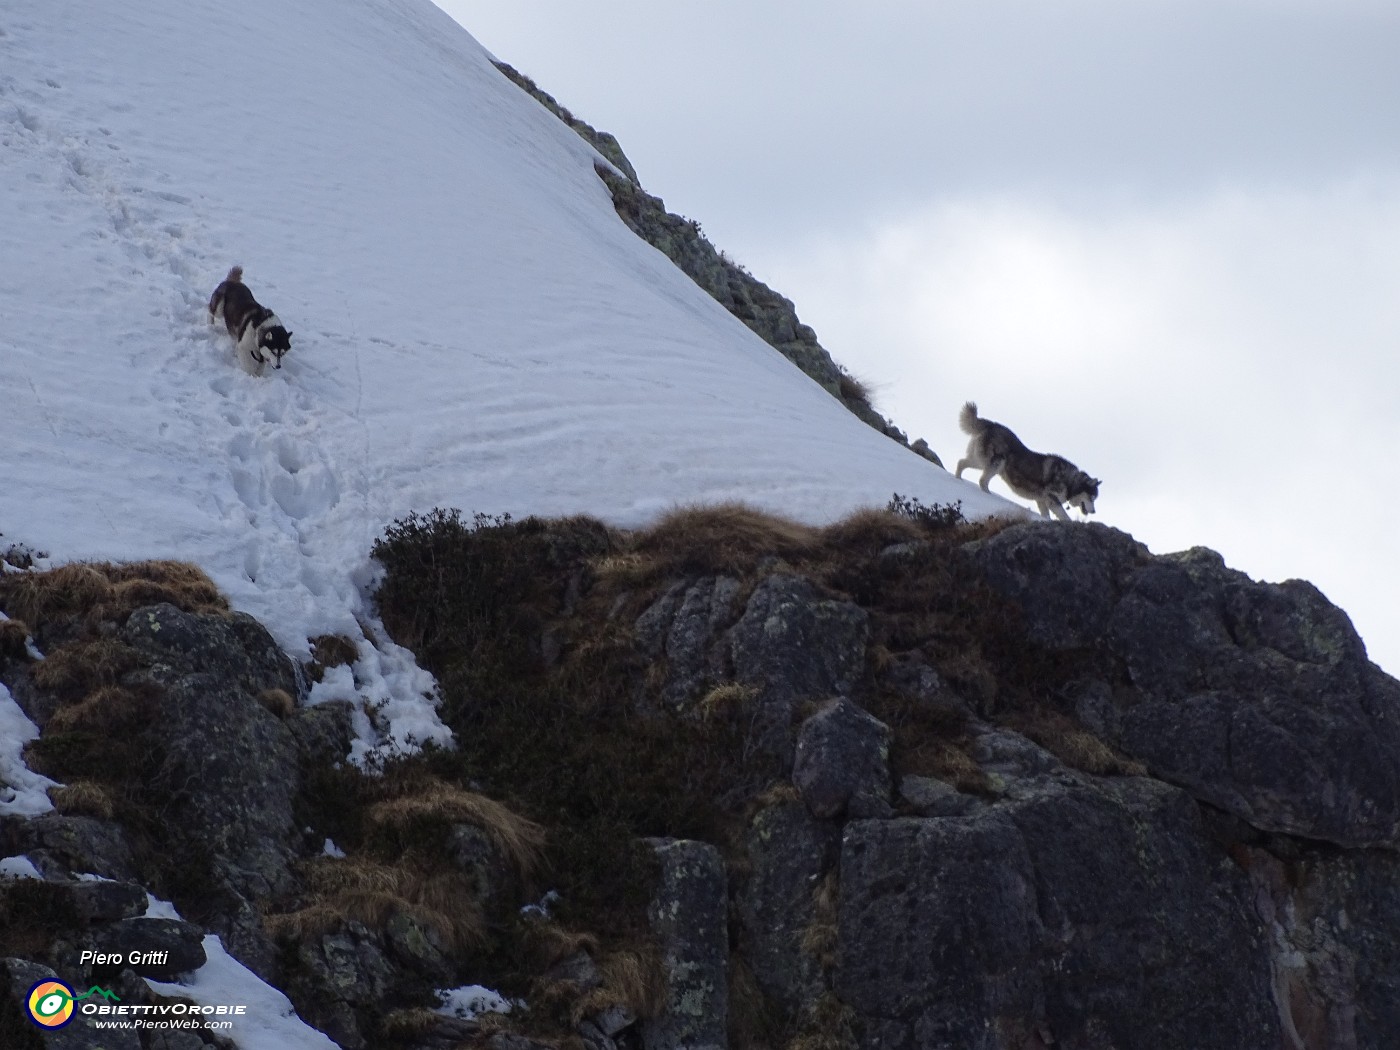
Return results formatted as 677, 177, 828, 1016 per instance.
0, 0, 1016, 753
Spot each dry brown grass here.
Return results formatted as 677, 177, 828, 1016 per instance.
367, 778, 546, 881
306, 633, 361, 683
787, 992, 858, 1050
800, 872, 839, 972
257, 688, 296, 719
44, 684, 153, 733
0, 617, 33, 660
1009, 712, 1147, 777
265, 856, 487, 954
697, 682, 759, 722
0, 559, 226, 632
49, 780, 116, 819
571, 946, 666, 1025
629, 503, 821, 579
32, 639, 146, 697
837, 371, 876, 413
520, 920, 602, 971
817, 508, 926, 554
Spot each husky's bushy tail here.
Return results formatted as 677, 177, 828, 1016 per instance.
225, 265, 244, 284
959, 401, 987, 435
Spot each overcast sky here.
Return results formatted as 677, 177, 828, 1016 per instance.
436, 0, 1400, 675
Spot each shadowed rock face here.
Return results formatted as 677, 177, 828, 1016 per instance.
837, 778, 1281, 1050
971, 524, 1400, 849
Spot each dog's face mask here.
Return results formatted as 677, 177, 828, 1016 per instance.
261, 327, 293, 368
1068, 477, 1101, 516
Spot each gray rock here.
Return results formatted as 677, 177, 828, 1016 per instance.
728, 574, 868, 761
150, 671, 301, 900
447, 822, 512, 906
121, 603, 297, 698
4, 956, 141, 1050
634, 576, 740, 709
594, 1002, 636, 1037
1105, 552, 1400, 847
285, 922, 399, 1050
972, 524, 1400, 849
836, 778, 1280, 1050
91, 916, 206, 980
897, 775, 978, 817
642, 839, 728, 1050
69, 879, 147, 923
1240, 840, 1400, 1049
14, 816, 137, 883
792, 699, 892, 819
734, 801, 840, 1016
286, 700, 356, 764
968, 521, 1148, 650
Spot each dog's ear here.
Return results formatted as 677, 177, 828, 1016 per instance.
287, 331, 293, 339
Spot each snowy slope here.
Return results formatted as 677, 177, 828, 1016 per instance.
0, 0, 1018, 754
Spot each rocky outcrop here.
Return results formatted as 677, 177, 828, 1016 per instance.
643, 839, 729, 1050
792, 699, 892, 819
971, 525, 1400, 849
838, 775, 1280, 1049
7, 514, 1400, 1050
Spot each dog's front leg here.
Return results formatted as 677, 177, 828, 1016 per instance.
1046, 501, 1071, 522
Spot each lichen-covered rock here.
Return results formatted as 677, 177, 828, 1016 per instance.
1241, 839, 1400, 1048
643, 839, 728, 1050
792, 699, 892, 819
837, 777, 1280, 1050
1104, 551, 1400, 848
634, 576, 741, 710
151, 672, 301, 900
734, 801, 840, 1016
728, 574, 868, 762
11, 815, 138, 882
68, 878, 147, 923
285, 922, 401, 1050
120, 603, 297, 698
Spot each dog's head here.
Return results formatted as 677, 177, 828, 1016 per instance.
1066, 473, 1101, 516
259, 325, 293, 369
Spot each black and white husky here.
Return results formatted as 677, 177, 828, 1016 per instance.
955, 402, 1100, 520
207, 266, 293, 375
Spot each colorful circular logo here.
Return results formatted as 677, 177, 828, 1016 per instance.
26, 980, 76, 1029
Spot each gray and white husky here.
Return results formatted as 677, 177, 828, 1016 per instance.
208, 266, 293, 375
955, 402, 1100, 520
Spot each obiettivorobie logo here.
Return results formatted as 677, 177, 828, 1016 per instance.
25, 980, 121, 1029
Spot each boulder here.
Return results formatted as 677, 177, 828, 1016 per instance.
792, 699, 892, 819
91, 916, 207, 980
121, 603, 297, 698
150, 672, 301, 900
734, 801, 840, 1015
728, 574, 868, 761
642, 839, 728, 1050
